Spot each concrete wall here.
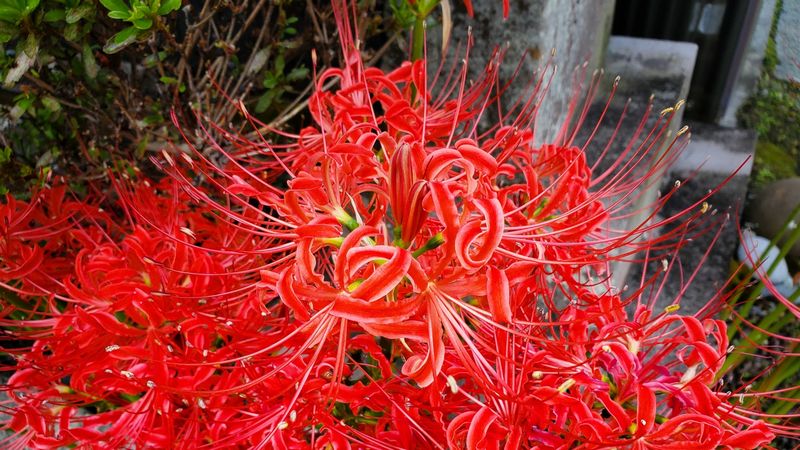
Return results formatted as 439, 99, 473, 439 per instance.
775, 0, 800, 81
441, 0, 616, 144
719, 0, 776, 127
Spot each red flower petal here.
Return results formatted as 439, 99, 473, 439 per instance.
485, 266, 512, 323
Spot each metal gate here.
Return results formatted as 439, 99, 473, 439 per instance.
612, 0, 761, 122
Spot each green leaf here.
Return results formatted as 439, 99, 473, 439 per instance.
417, 0, 439, 16
255, 90, 277, 113
286, 66, 309, 82
274, 54, 285, 74
159, 75, 177, 84
65, 3, 93, 24
99, 0, 129, 13
156, 0, 179, 15
0, 5, 23, 24
0, 20, 17, 42
129, 2, 148, 19
143, 50, 166, 68
36, 150, 56, 169
142, 113, 164, 126
262, 72, 278, 89
23, 0, 40, 15
2, 0, 41, 22
40, 95, 60, 112
43, 9, 65, 22
131, 16, 152, 29
21, 31, 37, 56
10, 94, 34, 120
108, 10, 129, 19
82, 43, 98, 78
389, 0, 416, 29
0, 147, 12, 164
63, 22, 79, 41
103, 25, 137, 53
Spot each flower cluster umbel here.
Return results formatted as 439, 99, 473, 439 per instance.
0, 4, 786, 449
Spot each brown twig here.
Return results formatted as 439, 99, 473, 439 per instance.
21, 74, 84, 110
245, 30, 400, 138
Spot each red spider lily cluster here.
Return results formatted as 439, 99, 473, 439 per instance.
0, 5, 789, 450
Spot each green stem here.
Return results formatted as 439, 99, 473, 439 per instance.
722, 303, 789, 375
410, 0, 438, 61
727, 204, 800, 341
765, 385, 800, 417
411, 15, 425, 61
332, 207, 360, 232
413, 233, 444, 258
755, 341, 800, 393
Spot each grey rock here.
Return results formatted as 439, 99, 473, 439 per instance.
738, 229, 796, 297
746, 177, 800, 258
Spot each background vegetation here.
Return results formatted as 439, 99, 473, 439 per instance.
0, 0, 416, 196
738, 0, 800, 187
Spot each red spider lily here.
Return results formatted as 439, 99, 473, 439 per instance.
0, 182, 109, 298
406, 0, 510, 19
441, 293, 777, 448
1, 1, 797, 448
461, 0, 509, 19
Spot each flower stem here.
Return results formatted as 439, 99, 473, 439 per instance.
413, 232, 444, 257
412, 15, 425, 61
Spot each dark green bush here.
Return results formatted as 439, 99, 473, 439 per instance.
0, 0, 405, 196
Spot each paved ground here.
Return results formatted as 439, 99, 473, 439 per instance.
581, 37, 755, 316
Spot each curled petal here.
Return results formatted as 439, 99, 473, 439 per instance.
389, 144, 424, 237
636, 385, 656, 436
275, 268, 311, 321
430, 182, 460, 255
423, 149, 462, 180
296, 239, 325, 286
331, 293, 422, 324
294, 216, 342, 239
328, 142, 374, 157
599, 341, 639, 376
347, 246, 412, 302
362, 320, 427, 340
486, 267, 512, 323
577, 419, 616, 444
456, 140, 498, 175
400, 305, 444, 387
596, 391, 632, 432
227, 176, 260, 196
465, 406, 502, 450
455, 198, 504, 271
0, 246, 43, 280
721, 421, 774, 449
641, 415, 723, 449
335, 225, 380, 287
447, 411, 476, 450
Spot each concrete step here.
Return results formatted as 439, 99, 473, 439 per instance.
581, 36, 755, 314
580, 36, 697, 292
651, 122, 755, 314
